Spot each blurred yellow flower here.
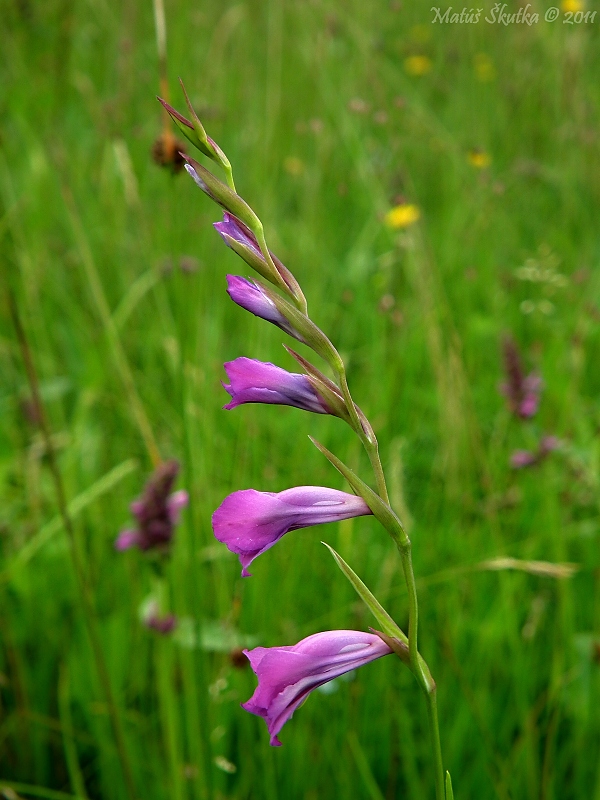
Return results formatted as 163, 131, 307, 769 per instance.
283, 156, 304, 176
474, 53, 495, 82
561, 0, 583, 10
468, 149, 491, 169
404, 55, 432, 76
384, 204, 421, 229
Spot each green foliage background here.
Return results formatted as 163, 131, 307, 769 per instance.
1, 0, 600, 797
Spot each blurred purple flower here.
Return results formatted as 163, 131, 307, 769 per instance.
510, 435, 560, 469
242, 630, 392, 745
212, 486, 372, 576
539, 435, 559, 455
115, 460, 188, 552
501, 337, 542, 419
226, 275, 304, 342
222, 358, 330, 414
510, 450, 537, 469
144, 603, 178, 635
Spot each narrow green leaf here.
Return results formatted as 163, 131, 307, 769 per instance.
0, 782, 88, 800
445, 771, 454, 800
322, 542, 407, 644
310, 437, 407, 546
347, 732, 386, 800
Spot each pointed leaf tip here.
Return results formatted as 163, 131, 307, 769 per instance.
310, 438, 407, 547
321, 542, 407, 644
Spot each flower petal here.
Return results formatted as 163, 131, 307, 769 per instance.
212, 486, 372, 576
242, 630, 392, 745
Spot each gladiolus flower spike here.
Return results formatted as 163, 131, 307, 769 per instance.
163, 79, 450, 797
242, 630, 393, 745
212, 486, 372, 576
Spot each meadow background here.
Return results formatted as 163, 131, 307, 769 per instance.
1, 0, 600, 797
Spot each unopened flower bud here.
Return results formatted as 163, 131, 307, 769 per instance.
184, 157, 260, 233
226, 276, 304, 341
215, 214, 303, 303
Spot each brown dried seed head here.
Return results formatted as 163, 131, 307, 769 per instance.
152, 132, 187, 173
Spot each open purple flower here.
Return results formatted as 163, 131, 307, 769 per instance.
501, 337, 542, 419
115, 460, 188, 552
212, 486, 372, 576
222, 358, 331, 414
226, 275, 304, 342
242, 630, 392, 745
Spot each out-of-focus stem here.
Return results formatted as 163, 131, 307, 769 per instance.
9, 290, 139, 800
153, 0, 172, 141
64, 189, 162, 468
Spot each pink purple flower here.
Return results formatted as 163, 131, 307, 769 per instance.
222, 358, 331, 414
115, 460, 188, 552
212, 486, 372, 576
242, 630, 392, 745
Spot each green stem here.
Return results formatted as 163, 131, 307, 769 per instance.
333, 358, 445, 799
335, 366, 390, 503
425, 687, 446, 800
364, 438, 389, 505
397, 541, 425, 686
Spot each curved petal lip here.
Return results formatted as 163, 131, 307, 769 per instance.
241, 631, 392, 745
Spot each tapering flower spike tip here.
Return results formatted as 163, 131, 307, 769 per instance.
157, 79, 230, 170
242, 630, 392, 745
212, 486, 372, 576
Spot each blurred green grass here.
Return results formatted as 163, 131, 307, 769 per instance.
1, 0, 600, 797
